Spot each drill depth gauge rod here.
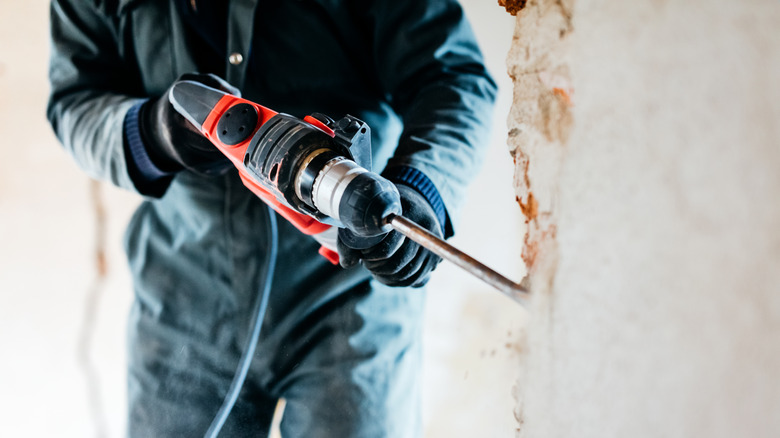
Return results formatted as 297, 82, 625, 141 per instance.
170, 80, 528, 306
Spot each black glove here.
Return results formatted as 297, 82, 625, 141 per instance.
139, 73, 240, 175
338, 184, 443, 288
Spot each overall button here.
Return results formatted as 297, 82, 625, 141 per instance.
229, 53, 243, 65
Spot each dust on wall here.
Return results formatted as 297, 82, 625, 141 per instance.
502, 0, 780, 437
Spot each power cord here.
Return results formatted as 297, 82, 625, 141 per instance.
204, 205, 278, 437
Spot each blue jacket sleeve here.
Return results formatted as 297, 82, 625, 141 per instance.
46, 0, 147, 193
369, 0, 498, 237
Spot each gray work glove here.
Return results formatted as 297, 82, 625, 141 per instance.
139, 73, 240, 175
338, 184, 443, 287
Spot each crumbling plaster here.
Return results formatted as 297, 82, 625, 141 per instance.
505, 0, 780, 436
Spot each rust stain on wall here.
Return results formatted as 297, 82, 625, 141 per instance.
498, 0, 528, 16
521, 222, 557, 270
538, 70, 575, 143
516, 158, 539, 223
553, 87, 573, 105
516, 192, 538, 222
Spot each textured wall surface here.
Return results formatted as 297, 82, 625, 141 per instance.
505, 0, 780, 436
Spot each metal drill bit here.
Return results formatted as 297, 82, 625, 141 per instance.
386, 214, 529, 306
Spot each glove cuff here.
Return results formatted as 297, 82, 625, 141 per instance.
125, 100, 176, 180
382, 166, 452, 238
123, 100, 175, 197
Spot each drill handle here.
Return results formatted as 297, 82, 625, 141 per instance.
170, 80, 341, 263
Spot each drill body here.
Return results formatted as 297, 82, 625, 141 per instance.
169, 80, 401, 263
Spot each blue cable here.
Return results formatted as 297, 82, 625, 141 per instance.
204, 205, 278, 438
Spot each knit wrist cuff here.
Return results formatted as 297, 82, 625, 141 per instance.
382, 165, 453, 238
124, 100, 175, 182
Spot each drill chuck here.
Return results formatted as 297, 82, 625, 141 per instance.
306, 156, 401, 237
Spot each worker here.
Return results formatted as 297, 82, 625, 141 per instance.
47, 0, 496, 436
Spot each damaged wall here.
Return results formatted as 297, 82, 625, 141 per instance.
503, 0, 780, 436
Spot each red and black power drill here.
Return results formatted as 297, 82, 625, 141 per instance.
170, 80, 400, 264
169, 80, 526, 303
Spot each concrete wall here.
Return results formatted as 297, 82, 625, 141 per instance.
0, 1, 523, 437
504, 0, 780, 436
